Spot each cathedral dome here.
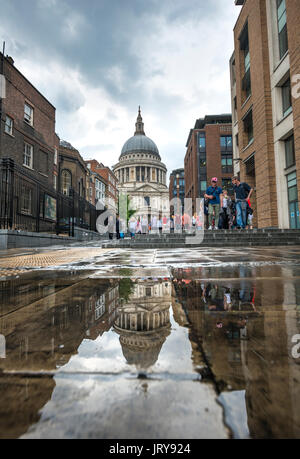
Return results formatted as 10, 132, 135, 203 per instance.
119, 107, 161, 160
121, 135, 160, 157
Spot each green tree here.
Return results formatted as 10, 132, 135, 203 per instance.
118, 193, 136, 226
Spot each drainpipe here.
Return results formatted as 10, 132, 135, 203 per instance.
0, 42, 5, 158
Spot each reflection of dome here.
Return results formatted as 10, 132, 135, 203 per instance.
119, 330, 169, 369
114, 280, 172, 369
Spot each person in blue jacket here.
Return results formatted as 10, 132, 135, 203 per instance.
204, 177, 223, 230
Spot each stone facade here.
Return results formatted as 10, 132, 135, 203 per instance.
113, 108, 169, 220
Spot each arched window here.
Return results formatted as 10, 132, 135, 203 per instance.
61, 170, 72, 195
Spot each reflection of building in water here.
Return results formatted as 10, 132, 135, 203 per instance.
114, 280, 171, 369
174, 271, 300, 439
0, 277, 119, 439
0, 277, 119, 372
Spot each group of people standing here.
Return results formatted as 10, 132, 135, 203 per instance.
108, 175, 254, 239
204, 176, 254, 230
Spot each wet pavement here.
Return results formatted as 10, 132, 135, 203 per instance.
0, 245, 300, 438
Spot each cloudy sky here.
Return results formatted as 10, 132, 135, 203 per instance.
0, 0, 241, 173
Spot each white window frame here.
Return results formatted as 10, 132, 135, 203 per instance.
54, 147, 58, 165
23, 142, 33, 169
24, 103, 34, 126
5, 115, 13, 135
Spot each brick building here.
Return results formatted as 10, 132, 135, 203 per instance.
59, 140, 88, 198
85, 159, 118, 211
184, 115, 233, 213
86, 168, 107, 209
0, 53, 56, 187
230, 0, 300, 229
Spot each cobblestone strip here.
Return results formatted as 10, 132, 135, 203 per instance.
0, 248, 106, 270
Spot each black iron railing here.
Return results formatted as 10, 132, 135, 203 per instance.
0, 158, 98, 236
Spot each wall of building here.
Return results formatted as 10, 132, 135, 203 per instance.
1, 54, 56, 188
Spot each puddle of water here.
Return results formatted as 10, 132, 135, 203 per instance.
174, 275, 300, 439
0, 276, 226, 439
0, 262, 300, 439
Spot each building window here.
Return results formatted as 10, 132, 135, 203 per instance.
5, 115, 13, 135
243, 110, 253, 145
61, 170, 72, 195
277, 0, 288, 59
200, 181, 207, 192
23, 143, 33, 169
24, 103, 34, 126
53, 174, 57, 190
20, 185, 32, 215
282, 78, 292, 117
144, 196, 150, 206
199, 151, 207, 171
198, 135, 206, 150
285, 135, 295, 169
221, 154, 233, 174
240, 22, 251, 100
222, 178, 234, 196
54, 148, 58, 165
39, 151, 48, 175
287, 172, 300, 229
220, 136, 233, 150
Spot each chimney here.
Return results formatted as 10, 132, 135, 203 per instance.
6, 56, 14, 65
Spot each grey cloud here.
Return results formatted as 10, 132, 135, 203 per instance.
1, 0, 227, 107
54, 87, 85, 113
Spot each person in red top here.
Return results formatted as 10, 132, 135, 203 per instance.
246, 199, 253, 229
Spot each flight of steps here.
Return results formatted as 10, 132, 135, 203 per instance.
103, 229, 300, 249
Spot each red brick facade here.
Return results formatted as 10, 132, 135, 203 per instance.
85, 160, 118, 210
0, 53, 56, 188
184, 115, 233, 212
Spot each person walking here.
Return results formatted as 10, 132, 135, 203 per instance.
205, 178, 223, 230
219, 189, 232, 229
136, 217, 142, 234
142, 215, 148, 234
231, 177, 253, 229
116, 215, 120, 239
246, 199, 254, 229
108, 215, 115, 240
129, 217, 137, 239
151, 215, 158, 234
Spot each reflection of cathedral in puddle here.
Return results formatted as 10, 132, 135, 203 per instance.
114, 280, 171, 369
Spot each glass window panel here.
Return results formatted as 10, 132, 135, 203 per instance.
288, 171, 297, 182
278, 11, 287, 32
288, 187, 297, 202
285, 135, 295, 168
220, 137, 226, 147
227, 136, 233, 147
200, 181, 207, 191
